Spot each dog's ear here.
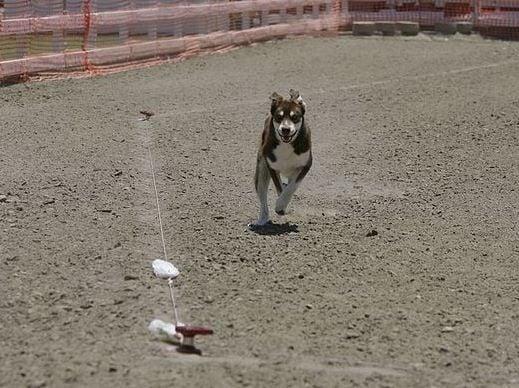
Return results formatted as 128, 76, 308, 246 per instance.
270, 92, 283, 104
289, 89, 306, 113
289, 89, 300, 101
270, 92, 283, 114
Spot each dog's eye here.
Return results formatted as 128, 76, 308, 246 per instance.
275, 111, 284, 121
291, 114, 301, 123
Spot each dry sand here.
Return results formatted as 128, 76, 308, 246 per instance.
1, 34, 519, 387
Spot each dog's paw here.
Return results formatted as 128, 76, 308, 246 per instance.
275, 199, 287, 215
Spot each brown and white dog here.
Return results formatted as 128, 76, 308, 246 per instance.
250, 89, 312, 227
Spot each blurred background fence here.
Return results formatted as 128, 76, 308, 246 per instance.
1, 0, 518, 81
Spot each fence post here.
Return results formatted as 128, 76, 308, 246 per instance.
280, 7, 287, 23
4, 0, 30, 58
261, 8, 269, 26
218, 7, 230, 32
53, 30, 66, 53
49, 0, 65, 52
340, 0, 349, 27
341, 0, 349, 15
119, 25, 129, 44
471, 0, 479, 25
144, 0, 158, 40
82, 0, 97, 50
119, 0, 131, 44
169, 0, 183, 37
242, 10, 250, 29
325, 0, 332, 14
312, 3, 319, 18
148, 9, 158, 41
296, 3, 303, 19
15, 35, 29, 59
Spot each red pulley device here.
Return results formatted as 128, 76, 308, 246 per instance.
152, 259, 213, 355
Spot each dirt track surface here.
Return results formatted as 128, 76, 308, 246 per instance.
1, 34, 519, 387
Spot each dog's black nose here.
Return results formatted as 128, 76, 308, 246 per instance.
281, 127, 290, 135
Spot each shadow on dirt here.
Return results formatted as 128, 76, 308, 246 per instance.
248, 222, 299, 235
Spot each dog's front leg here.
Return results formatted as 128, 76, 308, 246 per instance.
253, 156, 271, 226
274, 176, 299, 216
268, 166, 283, 196
275, 161, 311, 215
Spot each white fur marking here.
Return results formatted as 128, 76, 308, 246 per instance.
268, 144, 310, 177
275, 179, 300, 213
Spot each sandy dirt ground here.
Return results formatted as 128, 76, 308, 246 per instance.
1, 34, 519, 387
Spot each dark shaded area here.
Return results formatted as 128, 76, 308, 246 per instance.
248, 221, 300, 235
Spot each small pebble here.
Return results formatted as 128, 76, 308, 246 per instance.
139, 110, 154, 120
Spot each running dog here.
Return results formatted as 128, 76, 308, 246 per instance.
251, 89, 312, 227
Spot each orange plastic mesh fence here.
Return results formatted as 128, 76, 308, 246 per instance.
0, 0, 518, 81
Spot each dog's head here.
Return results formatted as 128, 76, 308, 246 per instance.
270, 89, 306, 144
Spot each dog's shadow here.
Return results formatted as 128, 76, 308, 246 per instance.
248, 222, 299, 235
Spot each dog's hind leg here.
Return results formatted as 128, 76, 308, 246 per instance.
253, 156, 271, 226
275, 160, 312, 215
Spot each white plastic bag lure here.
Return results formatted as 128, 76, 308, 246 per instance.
152, 259, 179, 279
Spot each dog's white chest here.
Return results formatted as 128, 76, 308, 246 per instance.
268, 143, 310, 176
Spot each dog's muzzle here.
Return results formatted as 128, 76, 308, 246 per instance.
279, 127, 294, 143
